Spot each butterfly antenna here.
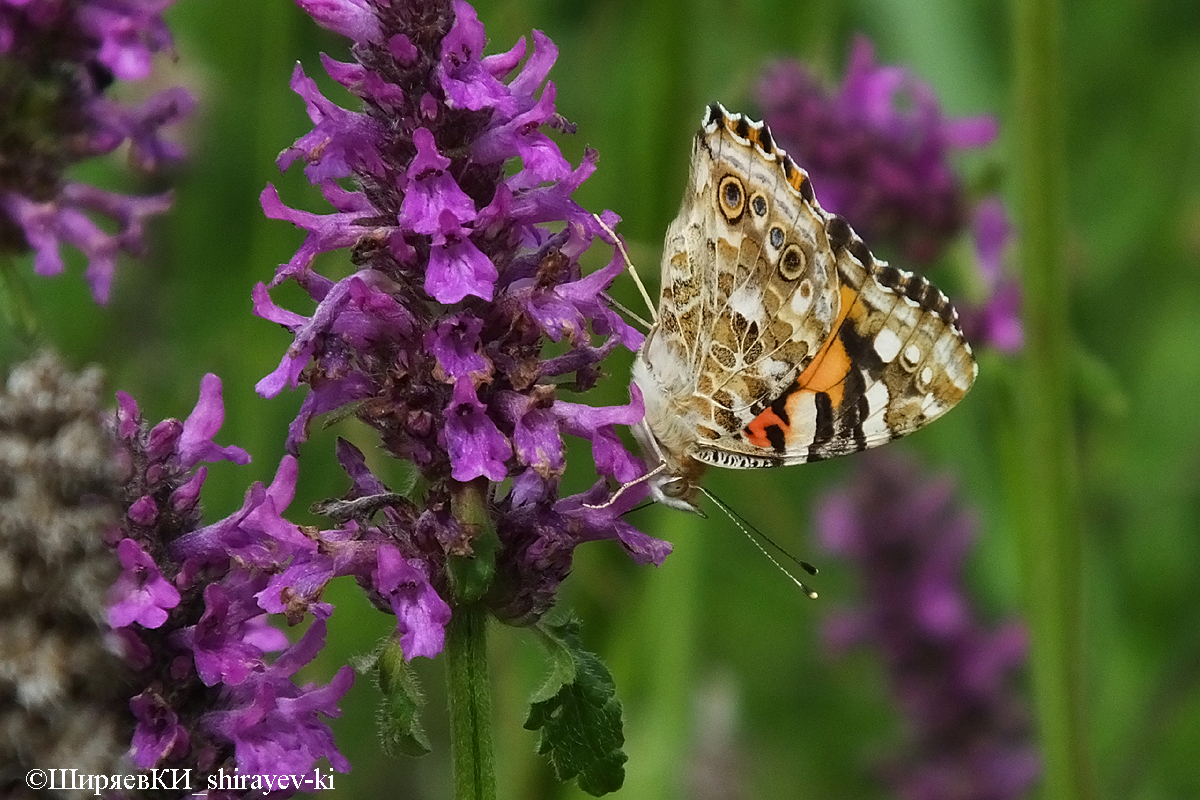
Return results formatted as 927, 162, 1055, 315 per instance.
601, 290, 653, 331
592, 213, 658, 323
697, 486, 818, 599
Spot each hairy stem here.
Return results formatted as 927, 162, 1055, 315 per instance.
446, 603, 495, 800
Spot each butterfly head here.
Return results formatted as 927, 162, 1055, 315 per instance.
630, 417, 707, 515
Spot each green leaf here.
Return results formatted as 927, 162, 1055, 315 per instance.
526, 616, 627, 796
361, 638, 432, 758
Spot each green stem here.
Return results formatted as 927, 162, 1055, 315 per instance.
446, 479, 497, 800
446, 603, 496, 800
1011, 1, 1095, 799
0, 254, 41, 343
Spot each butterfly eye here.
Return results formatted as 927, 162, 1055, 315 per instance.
779, 243, 807, 280
662, 477, 689, 498
718, 176, 745, 220
752, 195, 768, 216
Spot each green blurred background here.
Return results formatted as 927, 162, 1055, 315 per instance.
3, 0, 1200, 798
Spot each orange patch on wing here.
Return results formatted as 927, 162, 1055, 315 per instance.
745, 407, 787, 449
786, 169, 808, 195
795, 285, 857, 408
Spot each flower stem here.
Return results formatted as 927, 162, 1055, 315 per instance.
1010, 0, 1095, 798
446, 603, 495, 800
0, 255, 40, 342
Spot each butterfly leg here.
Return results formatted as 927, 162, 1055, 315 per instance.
600, 291, 652, 331
582, 462, 667, 511
592, 213, 659, 324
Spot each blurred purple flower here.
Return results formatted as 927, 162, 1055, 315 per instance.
959, 197, 1023, 353
258, 0, 668, 635
816, 453, 1039, 800
108, 378, 352, 782
758, 36, 994, 266
757, 36, 1021, 353
0, 0, 193, 302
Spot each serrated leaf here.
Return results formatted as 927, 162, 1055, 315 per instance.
372, 638, 431, 757
526, 616, 627, 796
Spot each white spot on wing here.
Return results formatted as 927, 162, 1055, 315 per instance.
763, 358, 791, 381
873, 328, 902, 363
788, 390, 818, 449
904, 344, 921, 365
790, 282, 814, 316
728, 284, 765, 325
861, 380, 890, 439
921, 392, 944, 416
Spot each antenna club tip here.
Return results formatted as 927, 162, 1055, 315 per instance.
806, 589, 819, 600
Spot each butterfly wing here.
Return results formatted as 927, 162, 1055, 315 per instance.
696, 208, 978, 467
650, 104, 843, 451
638, 103, 976, 474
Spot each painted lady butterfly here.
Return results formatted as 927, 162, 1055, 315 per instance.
629, 103, 977, 514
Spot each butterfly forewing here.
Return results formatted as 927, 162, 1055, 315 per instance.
657, 106, 843, 444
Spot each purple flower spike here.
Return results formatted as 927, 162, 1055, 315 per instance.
257, 0, 668, 632
178, 584, 261, 687
130, 691, 190, 768
426, 230, 499, 303
445, 379, 511, 482
108, 383, 352, 779
401, 128, 478, 236
438, 0, 519, 114
205, 620, 354, 776
296, 0, 381, 42
427, 315, 492, 382
959, 197, 1024, 353
815, 453, 1039, 800
0, 0, 191, 302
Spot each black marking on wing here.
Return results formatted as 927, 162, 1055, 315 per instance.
799, 175, 815, 204
770, 390, 792, 426
706, 102, 726, 126
734, 115, 752, 140
811, 391, 835, 459
757, 125, 774, 153
848, 239, 873, 267
876, 264, 960, 327
765, 423, 786, 454
839, 321, 885, 376
826, 215, 852, 254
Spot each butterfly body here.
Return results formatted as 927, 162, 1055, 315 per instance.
631, 104, 977, 514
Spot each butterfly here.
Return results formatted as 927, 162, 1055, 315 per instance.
627, 103, 977, 514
